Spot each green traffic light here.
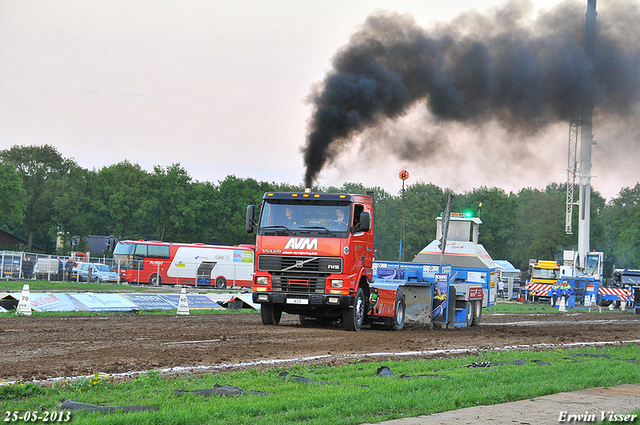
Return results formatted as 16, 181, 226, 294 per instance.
465, 212, 472, 217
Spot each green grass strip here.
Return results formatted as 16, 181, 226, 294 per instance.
2, 344, 640, 424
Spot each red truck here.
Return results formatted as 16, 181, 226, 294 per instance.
247, 190, 485, 331
246, 190, 384, 331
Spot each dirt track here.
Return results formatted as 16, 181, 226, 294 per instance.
2, 310, 640, 382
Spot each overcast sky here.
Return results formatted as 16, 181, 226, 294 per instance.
1, 0, 638, 201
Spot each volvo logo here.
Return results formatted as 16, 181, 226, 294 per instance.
295, 260, 304, 268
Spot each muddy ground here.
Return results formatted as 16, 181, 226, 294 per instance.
2, 310, 640, 382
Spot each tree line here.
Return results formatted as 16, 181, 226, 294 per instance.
1, 144, 639, 277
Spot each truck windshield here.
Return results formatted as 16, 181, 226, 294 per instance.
620, 271, 640, 285
258, 202, 351, 235
532, 268, 559, 279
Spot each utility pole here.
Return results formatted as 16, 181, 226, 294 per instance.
399, 170, 409, 270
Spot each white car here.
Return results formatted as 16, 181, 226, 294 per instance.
77, 263, 119, 283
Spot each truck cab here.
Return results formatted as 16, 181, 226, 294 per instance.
530, 260, 561, 286
247, 191, 373, 331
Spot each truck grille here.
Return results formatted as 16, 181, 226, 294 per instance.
257, 255, 342, 274
258, 255, 341, 293
271, 273, 326, 293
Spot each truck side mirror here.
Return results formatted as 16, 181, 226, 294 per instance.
358, 212, 371, 232
246, 205, 255, 233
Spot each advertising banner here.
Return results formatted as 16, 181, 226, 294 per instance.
70, 294, 140, 311
29, 293, 87, 312
162, 294, 223, 310
433, 273, 449, 322
120, 293, 178, 310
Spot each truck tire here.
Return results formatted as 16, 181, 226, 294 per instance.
261, 304, 282, 325
149, 274, 161, 286
472, 300, 482, 326
389, 294, 405, 331
464, 301, 474, 327
343, 287, 365, 331
215, 277, 227, 288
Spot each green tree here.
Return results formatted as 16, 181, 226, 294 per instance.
149, 164, 196, 241
40, 167, 94, 251
603, 183, 640, 268
403, 182, 449, 260
190, 180, 220, 243
510, 185, 571, 273
212, 175, 272, 245
0, 144, 77, 250
455, 186, 518, 261
92, 161, 152, 239
0, 162, 27, 228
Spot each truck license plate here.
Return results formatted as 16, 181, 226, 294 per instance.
286, 298, 309, 305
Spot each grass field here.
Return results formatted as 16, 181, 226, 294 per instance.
2, 344, 640, 424
485, 300, 631, 314
2, 281, 639, 424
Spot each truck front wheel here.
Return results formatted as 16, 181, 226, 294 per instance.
343, 288, 365, 331
261, 304, 282, 325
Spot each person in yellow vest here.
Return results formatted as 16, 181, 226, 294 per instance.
551, 281, 561, 307
560, 280, 573, 308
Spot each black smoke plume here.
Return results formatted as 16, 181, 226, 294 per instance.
302, 0, 640, 187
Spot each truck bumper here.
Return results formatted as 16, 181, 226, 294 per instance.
252, 292, 353, 309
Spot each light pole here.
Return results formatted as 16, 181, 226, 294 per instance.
399, 170, 409, 270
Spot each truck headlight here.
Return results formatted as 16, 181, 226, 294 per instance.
255, 276, 269, 285
330, 279, 343, 288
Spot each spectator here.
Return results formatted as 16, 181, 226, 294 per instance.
64, 258, 75, 282
497, 279, 505, 299
560, 280, 573, 308
551, 281, 561, 307
57, 257, 63, 281
22, 257, 34, 279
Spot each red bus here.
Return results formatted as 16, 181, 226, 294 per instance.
113, 240, 254, 287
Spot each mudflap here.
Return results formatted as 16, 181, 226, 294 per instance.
447, 286, 456, 329
401, 283, 434, 329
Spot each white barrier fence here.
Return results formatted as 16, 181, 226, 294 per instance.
1, 250, 122, 282
1, 251, 253, 288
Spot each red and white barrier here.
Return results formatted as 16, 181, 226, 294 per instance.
525, 283, 552, 296
599, 287, 634, 301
